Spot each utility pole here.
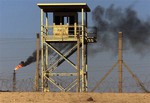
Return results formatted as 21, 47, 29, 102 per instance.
118, 32, 123, 93
35, 33, 40, 91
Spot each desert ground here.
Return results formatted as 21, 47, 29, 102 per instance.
0, 92, 150, 103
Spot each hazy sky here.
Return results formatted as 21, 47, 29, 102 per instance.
1, 0, 150, 38
0, 0, 150, 91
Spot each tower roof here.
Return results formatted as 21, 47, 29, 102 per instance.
37, 3, 90, 12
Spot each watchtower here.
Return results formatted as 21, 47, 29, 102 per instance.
37, 3, 96, 92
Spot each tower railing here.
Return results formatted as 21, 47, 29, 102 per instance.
41, 25, 97, 40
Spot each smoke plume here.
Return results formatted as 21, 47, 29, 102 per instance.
22, 50, 39, 66
90, 4, 150, 54
19, 43, 74, 67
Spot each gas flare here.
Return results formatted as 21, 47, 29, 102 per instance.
14, 61, 25, 70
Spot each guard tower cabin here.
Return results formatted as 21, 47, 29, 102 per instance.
37, 3, 96, 92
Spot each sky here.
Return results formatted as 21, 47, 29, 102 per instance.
0, 0, 150, 92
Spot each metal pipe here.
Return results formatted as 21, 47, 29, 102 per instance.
46, 13, 49, 68
85, 12, 88, 91
45, 12, 49, 92
13, 70, 16, 92
81, 8, 85, 92
40, 9, 44, 92
77, 33, 80, 92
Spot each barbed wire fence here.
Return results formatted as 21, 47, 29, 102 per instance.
0, 72, 34, 92
0, 71, 150, 92
88, 73, 150, 92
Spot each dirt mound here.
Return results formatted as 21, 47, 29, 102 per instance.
0, 92, 149, 103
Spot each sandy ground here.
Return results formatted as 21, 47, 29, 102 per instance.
0, 92, 150, 103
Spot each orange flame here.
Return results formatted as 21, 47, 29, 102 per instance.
15, 64, 23, 71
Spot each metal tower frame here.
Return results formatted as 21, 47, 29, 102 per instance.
37, 3, 96, 92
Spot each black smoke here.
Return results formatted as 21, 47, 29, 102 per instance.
18, 50, 40, 67
19, 43, 74, 67
91, 4, 150, 54
21, 50, 40, 66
